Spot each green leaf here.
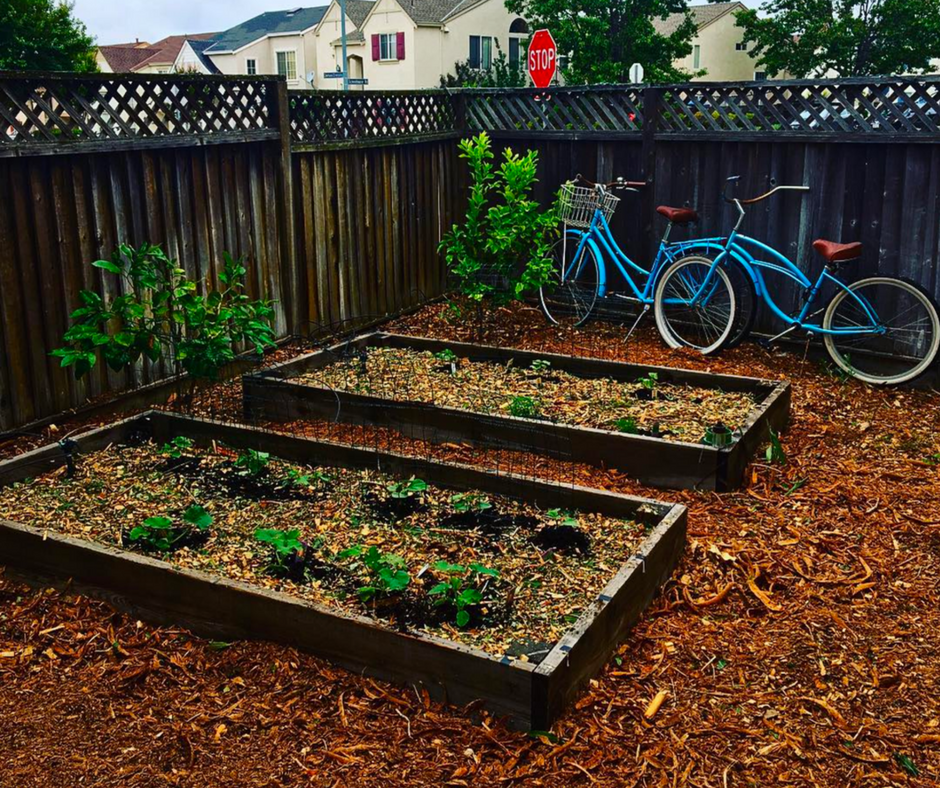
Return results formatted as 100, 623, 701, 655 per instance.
92, 259, 123, 275
143, 516, 173, 530
456, 610, 470, 627
183, 505, 213, 530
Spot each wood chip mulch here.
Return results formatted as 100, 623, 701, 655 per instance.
2, 301, 940, 786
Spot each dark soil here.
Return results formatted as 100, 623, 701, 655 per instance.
437, 507, 539, 538
367, 492, 427, 522
530, 524, 592, 556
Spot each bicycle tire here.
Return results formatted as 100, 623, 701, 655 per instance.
539, 233, 601, 328
653, 256, 737, 355
822, 276, 940, 385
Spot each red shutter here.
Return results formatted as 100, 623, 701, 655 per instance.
371, 34, 380, 61
396, 31, 405, 60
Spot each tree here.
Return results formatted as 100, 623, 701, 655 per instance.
441, 46, 527, 88
735, 0, 940, 78
0, 0, 97, 72
503, 0, 698, 84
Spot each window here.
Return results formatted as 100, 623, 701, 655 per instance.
693, 44, 701, 69
469, 35, 493, 69
754, 71, 767, 82
509, 38, 519, 68
509, 18, 528, 34
379, 32, 397, 61
276, 50, 297, 80
735, 42, 747, 51
508, 18, 528, 68
246, 58, 257, 75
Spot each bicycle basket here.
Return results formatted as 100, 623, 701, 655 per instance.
559, 182, 619, 229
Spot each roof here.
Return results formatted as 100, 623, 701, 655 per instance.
97, 45, 161, 72
206, 6, 330, 53
184, 40, 222, 74
653, 2, 745, 37
331, 30, 366, 46
131, 33, 217, 70
344, 0, 376, 27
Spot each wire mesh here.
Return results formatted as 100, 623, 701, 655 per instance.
558, 183, 619, 229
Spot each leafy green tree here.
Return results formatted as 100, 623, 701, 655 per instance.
503, 0, 698, 84
0, 0, 97, 72
441, 44, 527, 88
735, 0, 940, 78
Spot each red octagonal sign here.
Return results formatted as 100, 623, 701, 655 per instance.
527, 29, 557, 89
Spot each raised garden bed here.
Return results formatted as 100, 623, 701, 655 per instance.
243, 333, 791, 491
0, 410, 686, 730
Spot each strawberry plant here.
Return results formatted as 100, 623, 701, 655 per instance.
160, 436, 194, 459
386, 477, 427, 500
530, 359, 551, 374
546, 508, 579, 527
434, 348, 457, 364
509, 395, 541, 419
127, 504, 213, 552
254, 527, 305, 577
339, 545, 411, 602
638, 372, 659, 391
429, 561, 499, 628
234, 449, 270, 477
450, 492, 492, 513
614, 417, 638, 434
53, 244, 276, 383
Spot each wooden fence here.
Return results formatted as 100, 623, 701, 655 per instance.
1, 71, 939, 430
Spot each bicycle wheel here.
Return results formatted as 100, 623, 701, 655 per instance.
723, 258, 759, 348
539, 234, 600, 327
822, 276, 940, 385
654, 256, 737, 355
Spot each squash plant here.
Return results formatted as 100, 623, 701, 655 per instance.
52, 243, 276, 382
439, 132, 558, 305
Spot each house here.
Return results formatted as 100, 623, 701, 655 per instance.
654, 2, 764, 82
172, 40, 222, 74
203, 7, 331, 89
96, 34, 217, 74
312, 0, 529, 90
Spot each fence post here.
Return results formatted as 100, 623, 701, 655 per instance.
451, 90, 468, 137
641, 86, 662, 264
270, 78, 301, 335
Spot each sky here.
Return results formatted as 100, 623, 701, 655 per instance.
73, 0, 764, 46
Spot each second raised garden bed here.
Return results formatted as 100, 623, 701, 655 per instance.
0, 410, 686, 730
243, 333, 791, 491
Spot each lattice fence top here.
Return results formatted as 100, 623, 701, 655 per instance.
658, 77, 940, 135
462, 86, 644, 134
289, 91, 457, 147
0, 73, 279, 151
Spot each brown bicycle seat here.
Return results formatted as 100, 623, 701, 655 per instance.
812, 239, 862, 263
656, 205, 698, 224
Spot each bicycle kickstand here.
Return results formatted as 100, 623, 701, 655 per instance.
756, 323, 799, 349
623, 305, 650, 343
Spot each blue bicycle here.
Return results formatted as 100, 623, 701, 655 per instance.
539, 175, 739, 355
654, 177, 940, 384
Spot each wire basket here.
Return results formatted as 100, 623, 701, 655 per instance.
558, 182, 620, 229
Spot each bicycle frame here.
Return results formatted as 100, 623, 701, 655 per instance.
564, 207, 724, 304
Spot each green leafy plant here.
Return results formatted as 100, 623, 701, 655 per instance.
638, 372, 659, 391
234, 449, 270, 477
429, 561, 499, 628
254, 527, 304, 574
159, 436, 194, 459
614, 417, 639, 434
438, 132, 559, 306
450, 492, 492, 513
284, 467, 331, 488
434, 348, 457, 364
509, 395, 541, 419
386, 477, 427, 499
546, 508, 579, 527
339, 545, 412, 602
52, 244, 276, 383
530, 359, 552, 374
765, 427, 786, 464
128, 505, 212, 552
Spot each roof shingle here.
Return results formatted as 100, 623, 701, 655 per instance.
653, 2, 745, 37
206, 6, 330, 53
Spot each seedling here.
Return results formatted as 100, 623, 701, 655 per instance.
160, 436, 194, 459
545, 508, 579, 527
614, 417, 639, 434
128, 504, 213, 552
434, 348, 457, 364
509, 395, 541, 419
339, 545, 411, 601
429, 561, 499, 628
530, 359, 551, 374
283, 468, 331, 488
450, 492, 492, 513
765, 427, 786, 464
638, 372, 659, 391
234, 448, 270, 477
386, 477, 427, 499
254, 527, 305, 575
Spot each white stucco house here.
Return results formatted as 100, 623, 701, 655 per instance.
204, 2, 529, 90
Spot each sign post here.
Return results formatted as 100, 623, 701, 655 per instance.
629, 62, 645, 84
527, 29, 557, 89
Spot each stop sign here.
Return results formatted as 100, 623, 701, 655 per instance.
527, 29, 557, 89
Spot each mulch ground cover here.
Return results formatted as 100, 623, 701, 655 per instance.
0, 438, 648, 657
2, 301, 940, 786
295, 346, 756, 441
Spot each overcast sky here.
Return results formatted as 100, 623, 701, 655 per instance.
73, 0, 763, 46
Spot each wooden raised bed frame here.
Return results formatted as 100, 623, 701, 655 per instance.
243, 332, 792, 491
0, 410, 686, 730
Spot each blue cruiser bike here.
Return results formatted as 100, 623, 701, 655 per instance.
654, 177, 940, 385
539, 175, 739, 355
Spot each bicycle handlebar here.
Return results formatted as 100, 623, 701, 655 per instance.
721, 175, 809, 204
574, 173, 646, 190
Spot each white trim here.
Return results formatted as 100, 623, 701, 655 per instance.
206, 30, 307, 57
274, 47, 299, 81
377, 31, 399, 62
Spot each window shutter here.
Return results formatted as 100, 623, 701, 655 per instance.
371, 34, 380, 61
396, 31, 405, 60
469, 36, 480, 69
